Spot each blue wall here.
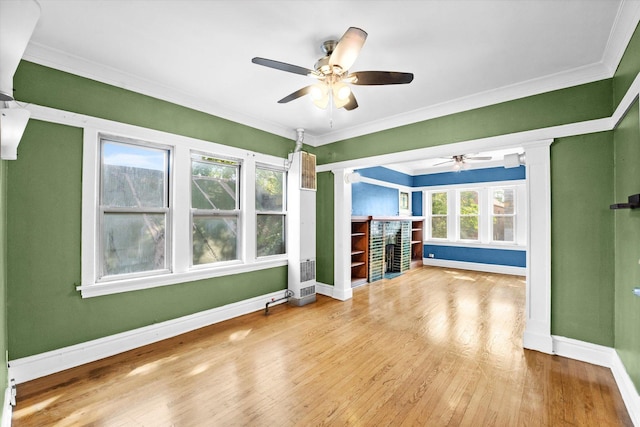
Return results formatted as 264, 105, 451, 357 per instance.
424, 244, 526, 267
352, 182, 399, 216
352, 165, 527, 269
413, 166, 526, 187
412, 191, 423, 216
356, 166, 413, 187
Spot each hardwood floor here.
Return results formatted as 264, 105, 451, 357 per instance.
13, 267, 632, 426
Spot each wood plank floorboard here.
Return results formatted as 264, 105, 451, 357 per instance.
12, 267, 632, 426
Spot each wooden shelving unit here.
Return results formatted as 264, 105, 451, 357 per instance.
351, 217, 370, 287
410, 219, 424, 269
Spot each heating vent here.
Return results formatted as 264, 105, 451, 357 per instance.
300, 151, 316, 190
300, 259, 316, 282
300, 285, 316, 297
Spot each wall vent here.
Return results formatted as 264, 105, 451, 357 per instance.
300, 259, 316, 282
300, 285, 316, 297
300, 152, 316, 191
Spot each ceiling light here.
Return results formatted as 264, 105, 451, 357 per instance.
504, 153, 525, 168
332, 82, 351, 109
310, 83, 329, 109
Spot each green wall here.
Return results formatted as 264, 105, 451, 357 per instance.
613, 22, 640, 107
0, 161, 8, 415
314, 79, 612, 165
14, 61, 299, 159
5, 20, 640, 396
7, 63, 292, 359
550, 132, 615, 345
316, 172, 334, 286
613, 99, 640, 392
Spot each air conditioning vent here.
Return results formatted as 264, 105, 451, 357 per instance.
300, 151, 316, 191
300, 259, 315, 282
300, 285, 316, 297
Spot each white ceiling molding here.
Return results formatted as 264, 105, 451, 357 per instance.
22, 42, 315, 146
601, 0, 640, 73
18, 1, 638, 149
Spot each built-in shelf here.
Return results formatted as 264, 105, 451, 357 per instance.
351, 217, 370, 287
411, 219, 424, 269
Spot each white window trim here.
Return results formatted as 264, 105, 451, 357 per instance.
423, 180, 527, 249
80, 126, 288, 298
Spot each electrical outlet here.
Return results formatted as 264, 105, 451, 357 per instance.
428, 253, 435, 258
633, 287, 640, 297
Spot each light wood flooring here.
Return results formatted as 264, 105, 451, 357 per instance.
13, 267, 632, 426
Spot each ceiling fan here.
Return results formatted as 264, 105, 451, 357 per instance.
434, 154, 493, 171
251, 27, 414, 111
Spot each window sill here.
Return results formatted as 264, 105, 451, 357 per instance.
423, 240, 526, 251
77, 257, 288, 298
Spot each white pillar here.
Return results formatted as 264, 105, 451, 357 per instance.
522, 140, 553, 353
332, 168, 353, 301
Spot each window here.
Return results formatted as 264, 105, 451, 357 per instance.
430, 191, 448, 239
82, 127, 289, 298
424, 183, 525, 247
100, 137, 171, 279
191, 153, 240, 266
491, 188, 515, 243
459, 190, 479, 240
255, 166, 286, 257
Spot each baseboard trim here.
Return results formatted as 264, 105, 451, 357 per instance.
8, 290, 288, 385
552, 335, 613, 367
315, 282, 334, 298
1, 387, 11, 427
423, 258, 526, 276
611, 350, 640, 426
552, 335, 640, 425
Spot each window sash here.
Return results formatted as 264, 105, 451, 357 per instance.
190, 152, 242, 267
98, 136, 172, 281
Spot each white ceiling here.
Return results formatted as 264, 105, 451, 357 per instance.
19, 0, 640, 157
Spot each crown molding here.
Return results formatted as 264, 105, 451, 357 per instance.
21, 4, 639, 150
601, 0, 640, 73
21, 42, 315, 145
310, 62, 612, 147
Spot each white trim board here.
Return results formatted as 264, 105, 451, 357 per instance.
552, 335, 640, 426
422, 259, 526, 277
1, 387, 11, 427
8, 290, 290, 385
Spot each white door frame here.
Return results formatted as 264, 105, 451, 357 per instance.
322, 138, 553, 354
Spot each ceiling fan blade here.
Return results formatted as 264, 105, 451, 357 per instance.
466, 156, 492, 161
433, 160, 454, 166
252, 57, 317, 77
277, 86, 312, 103
329, 27, 367, 71
349, 71, 414, 85
343, 92, 358, 111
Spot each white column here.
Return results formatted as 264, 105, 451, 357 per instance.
522, 140, 553, 353
332, 168, 353, 301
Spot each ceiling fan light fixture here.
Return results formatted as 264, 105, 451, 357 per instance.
310, 83, 329, 109
332, 82, 351, 108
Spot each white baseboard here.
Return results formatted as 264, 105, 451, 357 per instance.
611, 350, 640, 426
552, 335, 613, 367
8, 289, 289, 385
422, 258, 526, 276
552, 335, 640, 426
1, 387, 11, 427
315, 282, 334, 298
